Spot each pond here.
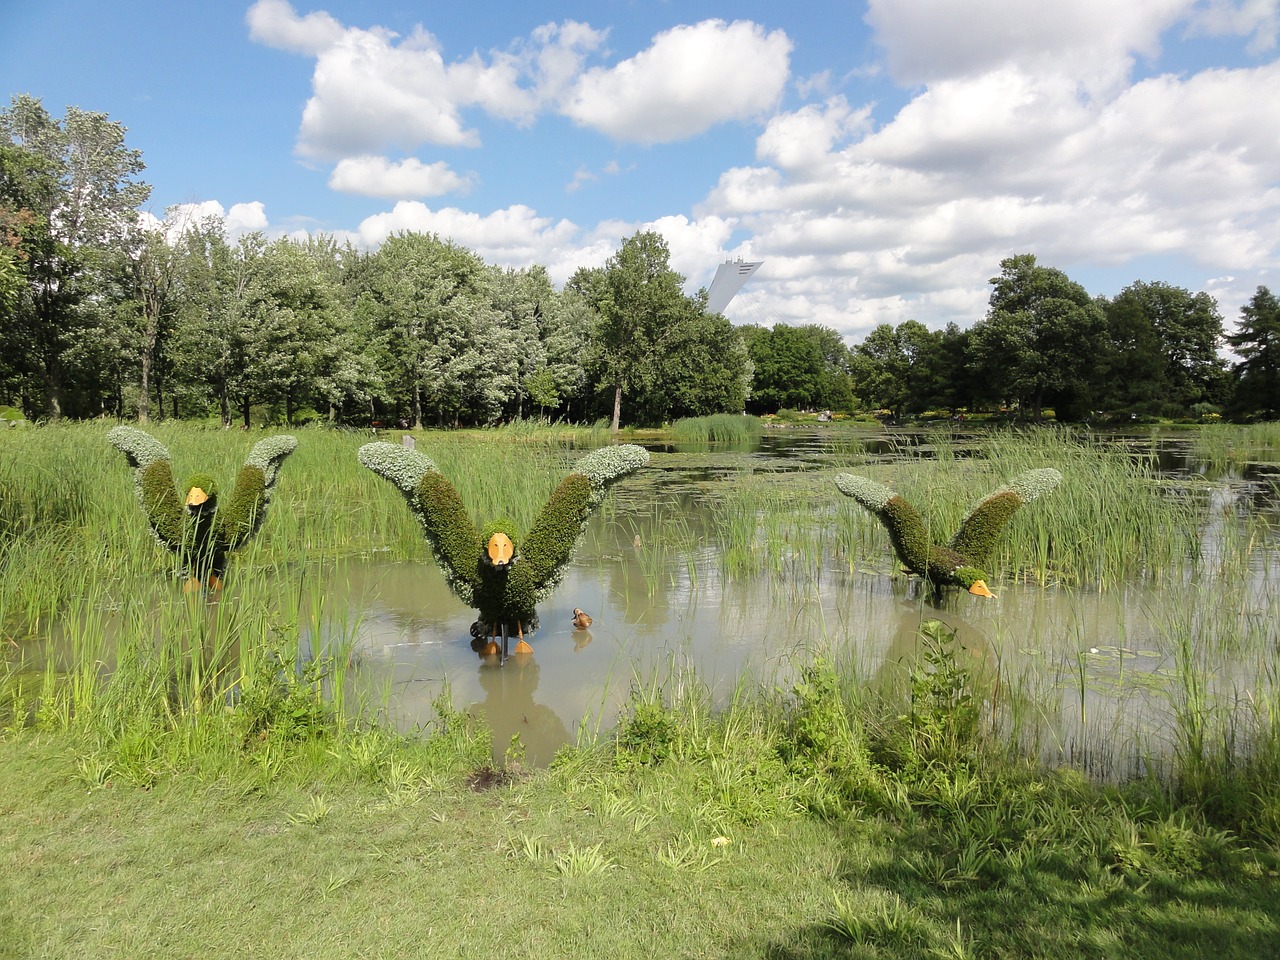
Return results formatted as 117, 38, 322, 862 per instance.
306, 427, 1280, 775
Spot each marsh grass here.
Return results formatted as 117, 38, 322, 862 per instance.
670, 413, 765, 443
1192, 422, 1280, 466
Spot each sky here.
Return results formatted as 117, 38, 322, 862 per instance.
3, 0, 1279, 342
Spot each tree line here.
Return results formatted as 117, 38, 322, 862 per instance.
3, 95, 1278, 427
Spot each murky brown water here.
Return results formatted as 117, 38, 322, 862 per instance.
309, 429, 1279, 774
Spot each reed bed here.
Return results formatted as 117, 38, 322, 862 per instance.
670, 413, 765, 444
1191, 421, 1280, 466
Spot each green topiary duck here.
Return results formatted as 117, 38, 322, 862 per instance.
358, 441, 649, 654
108, 426, 297, 590
834, 468, 1062, 597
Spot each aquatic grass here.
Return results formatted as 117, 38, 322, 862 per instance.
670, 413, 764, 444
1191, 422, 1280, 467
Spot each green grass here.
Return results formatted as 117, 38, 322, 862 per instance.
671, 413, 765, 443
3, 651, 1279, 959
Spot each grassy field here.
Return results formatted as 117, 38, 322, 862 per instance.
2, 419, 1279, 958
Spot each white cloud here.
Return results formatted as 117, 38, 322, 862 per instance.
328, 156, 472, 198
354, 201, 580, 268
559, 20, 792, 143
864, 0, 1192, 90
246, 0, 344, 55
137, 201, 270, 243
692, 43, 1280, 340
249, 2, 610, 159
227, 201, 270, 234
1189, 0, 1280, 53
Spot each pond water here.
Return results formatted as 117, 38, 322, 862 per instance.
307, 428, 1280, 775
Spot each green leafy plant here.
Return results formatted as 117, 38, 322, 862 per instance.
237, 647, 334, 747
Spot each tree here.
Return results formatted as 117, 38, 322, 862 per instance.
120, 211, 204, 422
355, 232, 496, 428
969, 254, 1105, 420
746, 323, 853, 414
1226, 286, 1280, 419
632, 297, 753, 421
571, 231, 690, 432
0, 95, 150, 418
1104, 281, 1226, 415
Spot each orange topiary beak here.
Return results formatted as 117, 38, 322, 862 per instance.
486, 531, 514, 567
185, 486, 210, 507
968, 580, 996, 598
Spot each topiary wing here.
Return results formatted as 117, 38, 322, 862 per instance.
218, 435, 298, 550
947, 468, 1062, 565
108, 425, 186, 554
834, 473, 933, 575
520, 443, 650, 601
358, 442, 482, 605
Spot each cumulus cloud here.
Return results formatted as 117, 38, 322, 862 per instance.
560, 20, 792, 142
137, 201, 271, 244
694, 43, 1280, 339
353, 201, 580, 268
243, 2, 1278, 343
247, 1, 609, 158
864, 0, 1192, 90
1189, 0, 1280, 53
328, 156, 472, 198
247, 0, 344, 55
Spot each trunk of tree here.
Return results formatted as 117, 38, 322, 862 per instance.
172, 391, 178, 419
285, 390, 294, 425
42, 361, 63, 421
219, 386, 231, 427
611, 384, 622, 433
242, 395, 251, 429
138, 352, 152, 423
412, 381, 423, 430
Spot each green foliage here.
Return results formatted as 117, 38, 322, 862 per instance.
969, 253, 1107, 419
217, 465, 265, 548
836, 467, 1062, 590
613, 700, 681, 769
236, 648, 334, 746
138, 459, 186, 551
514, 473, 591, 608
873, 620, 984, 774
415, 470, 482, 604
946, 489, 1020, 566
670, 413, 764, 443
361, 441, 646, 629
1227, 285, 1280, 419
745, 322, 855, 415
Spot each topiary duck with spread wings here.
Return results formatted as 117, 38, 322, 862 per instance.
108, 426, 298, 590
835, 468, 1062, 598
359, 441, 648, 654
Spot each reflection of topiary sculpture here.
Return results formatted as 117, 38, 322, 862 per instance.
109, 426, 298, 590
835, 468, 1062, 597
359, 441, 649, 653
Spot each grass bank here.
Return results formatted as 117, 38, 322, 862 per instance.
3, 650, 1279, 959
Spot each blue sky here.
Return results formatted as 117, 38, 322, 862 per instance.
3, 0, 1278, 341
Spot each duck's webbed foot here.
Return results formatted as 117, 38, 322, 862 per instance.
514, 621, 532, 655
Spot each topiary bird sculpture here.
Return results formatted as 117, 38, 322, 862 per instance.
358, 441, 648, 655
108, 426, 298, 590
834, 468, 1062, 598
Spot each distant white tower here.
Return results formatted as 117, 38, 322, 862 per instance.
705, 258, 762, 314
